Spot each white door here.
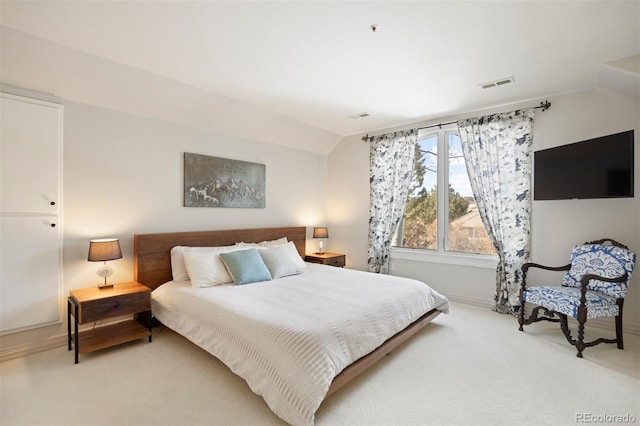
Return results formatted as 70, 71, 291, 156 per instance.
0, 215, 62, 333
1, 94, 62, 214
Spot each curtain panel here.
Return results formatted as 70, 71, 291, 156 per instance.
457, 109, 535, 314
368, 130, 418, 274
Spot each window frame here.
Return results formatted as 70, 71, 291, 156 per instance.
391, 126, 498, 268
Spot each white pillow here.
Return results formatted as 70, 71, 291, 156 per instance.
259, 241, 306, 278
170, 245, 237, 282
237, 237, 288, 249
182, 250, 235, 287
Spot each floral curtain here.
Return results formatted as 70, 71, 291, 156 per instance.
368, 130, 418, 273
457, 109, 535, 314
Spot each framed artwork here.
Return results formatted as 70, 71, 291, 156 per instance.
184, 152, 265, 208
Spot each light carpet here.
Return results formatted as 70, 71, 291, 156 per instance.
1, 301, 638, 426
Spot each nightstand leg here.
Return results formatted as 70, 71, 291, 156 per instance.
74, 303, 79, 364
67, 299, 72, 351
148, 311, 153, 342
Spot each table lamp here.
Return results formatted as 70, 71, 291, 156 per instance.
88, 238, 122, 289
312, 227, 328, 254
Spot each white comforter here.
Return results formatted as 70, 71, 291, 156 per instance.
152, 263, 449, 425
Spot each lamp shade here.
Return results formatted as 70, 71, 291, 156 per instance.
88, 238, 123, 262
312, 227, 328, 239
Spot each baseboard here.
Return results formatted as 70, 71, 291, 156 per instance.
585, 318, 640, 336
1, 333, 68, 363
1, 316, 135, 362
444, 292, 640, 336
443, 293, 493, 309
624, 323, 640, 335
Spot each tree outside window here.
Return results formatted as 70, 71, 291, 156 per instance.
395, 130, 495, 255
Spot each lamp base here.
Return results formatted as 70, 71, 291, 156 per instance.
97, 283, 114, 290
96, 264, 114, 289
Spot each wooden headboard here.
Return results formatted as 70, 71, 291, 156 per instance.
133, 226, 306, 289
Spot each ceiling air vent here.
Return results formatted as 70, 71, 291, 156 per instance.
349, 112, 370, 119
480, 77, 515, 89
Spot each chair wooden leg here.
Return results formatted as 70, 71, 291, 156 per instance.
616, 300, 624, 350
558, 314, 569, 340
518, 303, 525, 331
518, 287, 526, 331
576, 310, 586, 358
615, 314, 624, 350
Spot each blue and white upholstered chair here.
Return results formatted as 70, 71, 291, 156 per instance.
518, 238, 636, 358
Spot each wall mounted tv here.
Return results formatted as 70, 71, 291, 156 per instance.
534, 130, 634, 200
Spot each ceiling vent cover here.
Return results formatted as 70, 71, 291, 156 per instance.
480, 77, 515, 89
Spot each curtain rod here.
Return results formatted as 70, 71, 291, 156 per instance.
361, 100, 551, 142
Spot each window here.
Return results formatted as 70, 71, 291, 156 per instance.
393, 128, 495, 255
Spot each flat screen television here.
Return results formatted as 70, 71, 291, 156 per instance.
534, 130, 634, 200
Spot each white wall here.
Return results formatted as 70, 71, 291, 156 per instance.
327, 87, 640, 332
0, 26, 341, 155
1, 99, 328, 352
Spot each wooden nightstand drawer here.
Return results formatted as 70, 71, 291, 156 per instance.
324, 255, 345, 267
78, 291, 150, 323
305, 253, 346, 268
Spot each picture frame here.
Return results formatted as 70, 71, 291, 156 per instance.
183, 152, 265, 208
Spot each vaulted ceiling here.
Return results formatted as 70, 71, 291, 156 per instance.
1, 1, 638, 154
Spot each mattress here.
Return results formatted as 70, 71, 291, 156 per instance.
152, 262, 449, 425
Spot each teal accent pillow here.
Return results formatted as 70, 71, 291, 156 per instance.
220, 249, 272, 285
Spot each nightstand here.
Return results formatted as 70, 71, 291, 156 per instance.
67, 281, 152, 364
305, 252, 346, 268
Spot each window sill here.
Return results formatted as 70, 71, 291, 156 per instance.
390, 247, 499, 269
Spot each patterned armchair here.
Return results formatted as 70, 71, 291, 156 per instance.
518, 238, 636, 358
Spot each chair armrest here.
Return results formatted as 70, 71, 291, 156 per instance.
580, 272, 629, 287
522, 262, 571, 274
576, 272, 629, 307
520, 262, 571, 291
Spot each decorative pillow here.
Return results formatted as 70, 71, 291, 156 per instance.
237, 237, 288, 249
220, 249, 272, 285
259, 242, 306, 278
182, 251, 234, 287
170, 245, 237, 281
561, 243, 636, 299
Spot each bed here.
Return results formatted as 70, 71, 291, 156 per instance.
134, 226, 449, 425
